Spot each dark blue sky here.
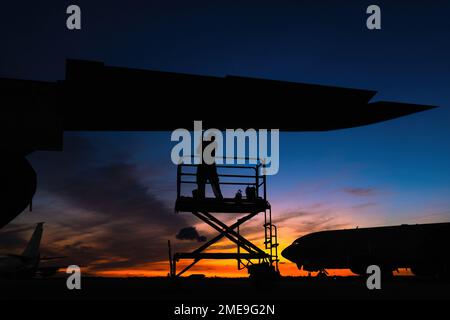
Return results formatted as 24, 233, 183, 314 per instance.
1, 1, 450, 124
2, 1, 449, 130
1, 1, 450, 276
1, 1, 449, 91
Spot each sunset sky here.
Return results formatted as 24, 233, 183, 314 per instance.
1, 0, 450, 277
1, 124, 450, 277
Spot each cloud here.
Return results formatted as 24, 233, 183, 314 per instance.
271, 201, 358, 240
13, 134, 202, 272
343, 187, 376, 196
176, 227, 207, 242
351, 202, 377, 210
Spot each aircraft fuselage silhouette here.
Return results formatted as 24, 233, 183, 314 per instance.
282, 222, 450, 277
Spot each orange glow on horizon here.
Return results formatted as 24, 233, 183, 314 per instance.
87, 259, 414, 278
81, 213, 416, 278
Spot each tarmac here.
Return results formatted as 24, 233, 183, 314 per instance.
2, 276, 449, 301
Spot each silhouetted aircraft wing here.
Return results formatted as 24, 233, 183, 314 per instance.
40, 256, 67, 261
0, 60, 437, 230
36, 266, 66, 278
1, 59, 436, 138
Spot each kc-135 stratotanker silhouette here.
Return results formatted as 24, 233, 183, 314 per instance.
0, 60, 440, 277
282, 222, 450, 278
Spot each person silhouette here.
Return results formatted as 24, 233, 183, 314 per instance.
196, 134, 223, 199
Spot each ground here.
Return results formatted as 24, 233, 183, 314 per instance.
1, 276, 450, 300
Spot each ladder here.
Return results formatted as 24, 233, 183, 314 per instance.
264, 207, 279, 271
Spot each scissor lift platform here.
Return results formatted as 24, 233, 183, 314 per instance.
175, 196, 270, 214
169, 161, 279, 278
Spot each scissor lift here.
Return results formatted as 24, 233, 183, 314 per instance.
169, 161, 279, 278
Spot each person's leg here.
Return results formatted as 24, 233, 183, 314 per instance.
209, 173, 223, 199
197, 179, 206, 198
196, 168, 206, 199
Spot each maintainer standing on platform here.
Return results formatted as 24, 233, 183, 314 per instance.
196, 134, 223, 199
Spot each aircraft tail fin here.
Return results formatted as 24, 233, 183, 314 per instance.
21, 222, 44, 259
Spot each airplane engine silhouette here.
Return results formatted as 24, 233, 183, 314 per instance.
0, 156, 37, 228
